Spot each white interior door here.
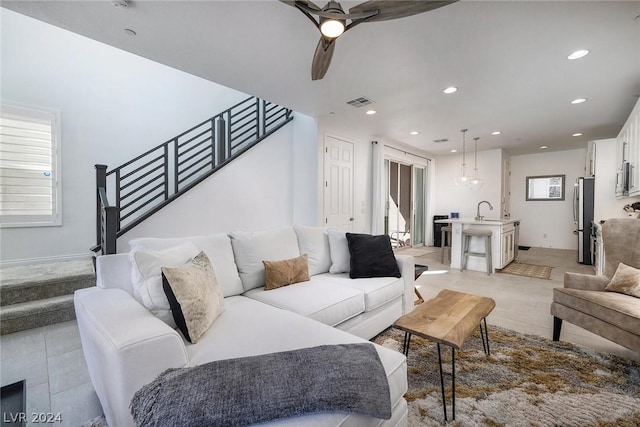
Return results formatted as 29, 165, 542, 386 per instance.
323, 136, 354, 230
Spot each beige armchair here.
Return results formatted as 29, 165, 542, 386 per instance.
551, 218, 640, 353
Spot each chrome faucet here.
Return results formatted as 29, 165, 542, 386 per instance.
475, 201, 494, 221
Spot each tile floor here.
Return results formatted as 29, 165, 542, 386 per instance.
0, 320, 102, 427
1, 247, 637, 426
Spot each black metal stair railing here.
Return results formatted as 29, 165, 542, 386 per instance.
93, 96, 293, 255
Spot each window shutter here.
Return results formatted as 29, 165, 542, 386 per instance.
0, 105, 61, 227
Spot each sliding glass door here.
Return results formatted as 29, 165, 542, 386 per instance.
386, 160, 426, 247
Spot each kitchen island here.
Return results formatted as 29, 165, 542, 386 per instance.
435, 218, 520, 272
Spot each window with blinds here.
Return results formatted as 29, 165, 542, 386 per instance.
0, 104, 61, 227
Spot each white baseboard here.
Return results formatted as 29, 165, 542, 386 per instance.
0, 253, 93, 268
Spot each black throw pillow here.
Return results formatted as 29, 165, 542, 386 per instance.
345, 233, 401, 279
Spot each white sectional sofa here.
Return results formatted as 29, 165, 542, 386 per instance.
75, 226, 415, 427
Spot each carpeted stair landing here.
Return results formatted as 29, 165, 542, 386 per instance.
0, 260, 96, 335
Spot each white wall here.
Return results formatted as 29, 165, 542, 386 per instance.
121, 113, 318, 250
433, 149, 504, 219
292, 114, 319, 225
510, 149, 586, 249
593, 138, 640, 221
0, 10, 317, 264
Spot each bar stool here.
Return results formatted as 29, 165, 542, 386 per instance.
460, 229, 493, 275
441, 226, 452, 264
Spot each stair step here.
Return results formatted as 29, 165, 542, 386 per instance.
0, 260, 95, 306
0, 295, 76, 335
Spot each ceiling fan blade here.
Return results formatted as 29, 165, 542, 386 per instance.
349, 0, 457, 22
311, 37, 336, 81
279, 0, 321, 12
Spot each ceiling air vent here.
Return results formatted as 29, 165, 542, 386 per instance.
346, 96, 374, 108
433, 138, 449, 143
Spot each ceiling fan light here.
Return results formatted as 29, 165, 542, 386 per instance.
320, 19, 345, 38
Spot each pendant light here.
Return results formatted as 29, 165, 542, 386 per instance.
454, 129, 469, 186
468, 137, 484, 190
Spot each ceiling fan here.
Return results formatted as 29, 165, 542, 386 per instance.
281, 0, 458, 80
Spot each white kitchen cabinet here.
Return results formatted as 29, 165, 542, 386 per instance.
500, 223, 516, 268
616, 98, 640, 197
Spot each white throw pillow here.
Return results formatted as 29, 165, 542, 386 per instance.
129, 234, 244, 297
161, 252, 224, 344
130, 242, 200, 326
327, 229, 350, 273
294, 226, 331, 276
229, 227, 301, 291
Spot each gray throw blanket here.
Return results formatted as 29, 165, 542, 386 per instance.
130, 343, 392, 427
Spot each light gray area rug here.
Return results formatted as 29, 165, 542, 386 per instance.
373, 326, 640, 426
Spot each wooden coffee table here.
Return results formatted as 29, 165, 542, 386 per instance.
393, 289, 496, 421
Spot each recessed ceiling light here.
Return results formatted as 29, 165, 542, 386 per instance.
571, 98, 587, 104
443, 87, 458, 94
572, 133, 583, 137
540, 145, 548, 149
410, 131, 419, 135
365, 110, 376, 115
124, 28, 137, 36
567, 49, 589, 60
491, 131, 501, 136
450, 149, 457, 153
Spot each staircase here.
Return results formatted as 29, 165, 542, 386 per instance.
0, 260, 95, 335
93, 96, 293, 255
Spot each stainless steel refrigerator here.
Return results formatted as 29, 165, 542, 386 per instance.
573, 177, 594, 264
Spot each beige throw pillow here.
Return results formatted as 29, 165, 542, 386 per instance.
263, 254, 310, 290
605, 263, 640, 298
161, 252, 224, 343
